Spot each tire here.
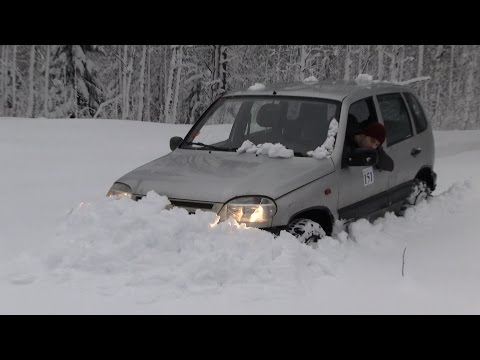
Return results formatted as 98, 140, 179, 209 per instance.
286, 218, 326, 245
399, 179, 432, 214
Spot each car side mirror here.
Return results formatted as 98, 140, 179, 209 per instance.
376, 149, 394, 172
346, 148, 378, 167
170, 136, 183, 151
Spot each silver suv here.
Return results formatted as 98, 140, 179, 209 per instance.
107, 80, 436, 243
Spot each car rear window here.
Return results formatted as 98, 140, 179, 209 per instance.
377, 93, 413, 147
403, 92, 428, 134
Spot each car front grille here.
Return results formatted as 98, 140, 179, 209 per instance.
169, 200, 214, 213
133, 194, 214, 214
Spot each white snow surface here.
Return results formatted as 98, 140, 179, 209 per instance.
1, 117, 480, 314
307, 118, 339, 160
236, 140, 294, 158
248, 83, 266, 91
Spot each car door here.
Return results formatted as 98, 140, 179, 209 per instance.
337, 97, 391, 222
376, 92, 424, 208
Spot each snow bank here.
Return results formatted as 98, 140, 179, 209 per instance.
348, 181, 471, 249
9, 179, 472, 302
10, 191, 346, 298
237, 140, 294, 158
3, 167, 478, 313
307, 118, 339, 160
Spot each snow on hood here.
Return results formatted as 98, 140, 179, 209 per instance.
117, 149, 334, 202
236, 140, 294, 158
307, 118, 339, 160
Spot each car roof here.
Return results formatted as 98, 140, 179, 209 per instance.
224, 80, 413, 101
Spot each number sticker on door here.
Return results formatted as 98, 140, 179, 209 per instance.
363, 167, 374, 186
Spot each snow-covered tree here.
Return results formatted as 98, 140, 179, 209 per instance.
26, 45, 36, 118
44, 45, 51, 117
51, 45, 105, 117
5, 44, 480, 130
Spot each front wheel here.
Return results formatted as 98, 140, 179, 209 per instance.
286, 218, 326, 245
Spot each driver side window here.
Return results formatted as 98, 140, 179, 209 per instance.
342, 97, 378, 168
348, 97, 378, 127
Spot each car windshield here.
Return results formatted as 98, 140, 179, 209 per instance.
181, 96, 341, 156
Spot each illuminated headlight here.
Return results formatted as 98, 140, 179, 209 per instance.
106, 182, 133, 199
218, 197, 276, 225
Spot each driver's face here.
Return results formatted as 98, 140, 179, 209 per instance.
359, 135, 381, 150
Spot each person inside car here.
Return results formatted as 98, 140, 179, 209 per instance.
343, 114, 394, 171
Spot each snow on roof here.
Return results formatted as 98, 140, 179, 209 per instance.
248, 83, 267, 91
303, 76, 319, 83
355, 74, 374, 85
228, 79, 412, 101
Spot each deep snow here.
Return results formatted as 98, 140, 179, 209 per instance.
1, 117, 480, 314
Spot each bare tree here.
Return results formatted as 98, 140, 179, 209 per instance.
26, 45, 36, 118
44, 45, 50, 117
126, 45, 135, 119
114, 45, 121, 119
432, 45, 445, 126
416, 45, 426, 101
171, 45, 184, 124
385, 45, 402, 82
122, 45, 129, 119
417, 45, 424, 77
137, 45, 147, 121
209, 45, 229, 99
344, 45, 352, 81
11, 45, 17, 116
463, 45, 476, 129
221, 46, 228, 92
146, 46, 152, 122
448, 45, 455, 108
377, 45, 385, 81
298, 45, 308, 81
0, 45, 6, 114
163, 45, 178, 123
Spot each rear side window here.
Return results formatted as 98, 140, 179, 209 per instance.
403, 92, 428, 134
377, 93, 413, 146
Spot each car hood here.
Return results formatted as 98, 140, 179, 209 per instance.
117, 149, 335, 203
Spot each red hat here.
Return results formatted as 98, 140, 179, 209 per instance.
361, 123, 386, 145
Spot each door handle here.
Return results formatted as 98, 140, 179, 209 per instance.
411, 147, 422, 157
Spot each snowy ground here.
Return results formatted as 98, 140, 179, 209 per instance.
1, 117, 480, 314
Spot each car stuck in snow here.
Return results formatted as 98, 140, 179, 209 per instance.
107, 79, 437, 243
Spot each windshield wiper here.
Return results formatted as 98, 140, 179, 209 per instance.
184, 142, 236, 152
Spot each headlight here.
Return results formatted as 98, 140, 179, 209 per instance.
218, 196, 276, 225
106, 182, 133, 199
